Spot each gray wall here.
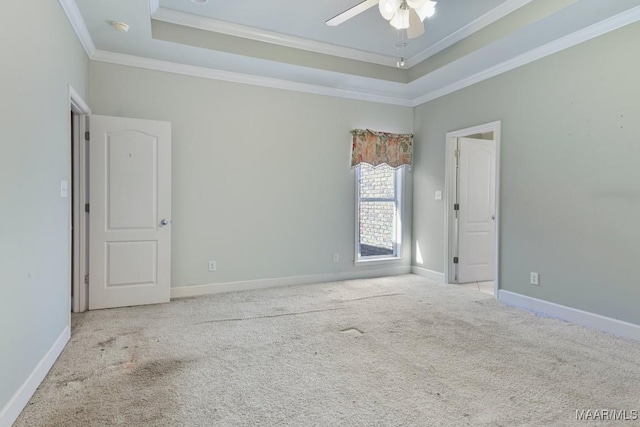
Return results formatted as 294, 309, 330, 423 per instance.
412, 22, 640, 324
0, 0, 89, 413
89, 62, 413, 288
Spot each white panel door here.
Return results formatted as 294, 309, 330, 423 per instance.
89, 115, 171, 309
457, 137, 495, 284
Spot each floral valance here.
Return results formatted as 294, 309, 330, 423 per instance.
350, 129, 413, 169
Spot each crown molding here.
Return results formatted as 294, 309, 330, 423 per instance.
411, 4, 640, 106
59, 0, 640, 109
152, 7, 397, 67
405, 0, 534, 67
91, 50, 413, 106
92, 2, 640, 109
152, 1, 534, 70
57, 0, 96, 57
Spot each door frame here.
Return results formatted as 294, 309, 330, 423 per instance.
444, 121, 501, 297
69, 85, 91, 313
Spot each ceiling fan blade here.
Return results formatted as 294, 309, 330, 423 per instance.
326, 0, 379, 26
407, 9, 425, 39
407, 0, 428, 9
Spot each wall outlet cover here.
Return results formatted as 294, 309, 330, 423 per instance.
530, 272, 539, 286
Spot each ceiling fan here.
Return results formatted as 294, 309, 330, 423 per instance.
326, 0, 437, 39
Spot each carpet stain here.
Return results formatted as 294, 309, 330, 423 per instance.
126, 358, 187, 388
30, 358, 187, 427
97, 337, 116, 347
124, 351, 139, 373
58, 373, 91, 386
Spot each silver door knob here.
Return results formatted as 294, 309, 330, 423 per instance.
160, 219, 169, 226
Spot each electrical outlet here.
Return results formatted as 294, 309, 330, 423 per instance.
333, 253, 339, 263
530, 272, 539, 286
435, 190, 442, 200
208, 260, 216, 272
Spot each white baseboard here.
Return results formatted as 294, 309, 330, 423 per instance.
498, 290, 640, 342
411, 266, 445, 283
171, 265, 411, 299
0, 326, 70, 427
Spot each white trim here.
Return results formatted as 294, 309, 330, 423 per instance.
444, 135, 455, 285
354, 257, 403, 267
0, 326, 70, 427
71, 115, 80, 314
91, 50, 413, 107
445, 122, 502, 139
152, 7, 396, 67
444, 121, 501, 297
498, 290, 640, 342
69, 86, 91, 115
405, 0, 534, 67
69, 86, 90, 314
411, 5, 640, 106
411, 266, 445, 283
57, 0, 96, 57
170, 266, 411, 299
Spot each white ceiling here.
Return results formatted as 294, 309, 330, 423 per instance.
67, 0, 640, 106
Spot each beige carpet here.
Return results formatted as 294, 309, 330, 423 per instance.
15, 275, 640, 426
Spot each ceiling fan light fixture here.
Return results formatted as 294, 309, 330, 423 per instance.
379, 0, 400, 21
416, 0, 437, 21
390, 7, 410, 29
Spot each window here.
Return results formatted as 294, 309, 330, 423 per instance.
356, 163, 402, 262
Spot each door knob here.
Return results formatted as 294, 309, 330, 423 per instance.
160, 219, 170, 226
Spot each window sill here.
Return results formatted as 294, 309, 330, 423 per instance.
354, 257, 403, 267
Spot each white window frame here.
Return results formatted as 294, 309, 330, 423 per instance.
354, 164, 403, 265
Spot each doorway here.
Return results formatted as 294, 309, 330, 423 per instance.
444, 121, 501, 297
69, 86, 91, 313
67, 91, 172, 312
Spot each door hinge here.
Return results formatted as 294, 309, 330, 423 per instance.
453, 203, 459, 211
453, 257, 459, 264
84, 274, 89, 285
84, 131, 90, 141
454, 149, 460, 158
85, 203, 90, 213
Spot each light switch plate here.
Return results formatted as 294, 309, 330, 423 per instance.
60, 180, 68, 198
435, 191, 442, 200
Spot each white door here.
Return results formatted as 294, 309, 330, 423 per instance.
456, 137, 495, 283
89, 115, 171, 309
